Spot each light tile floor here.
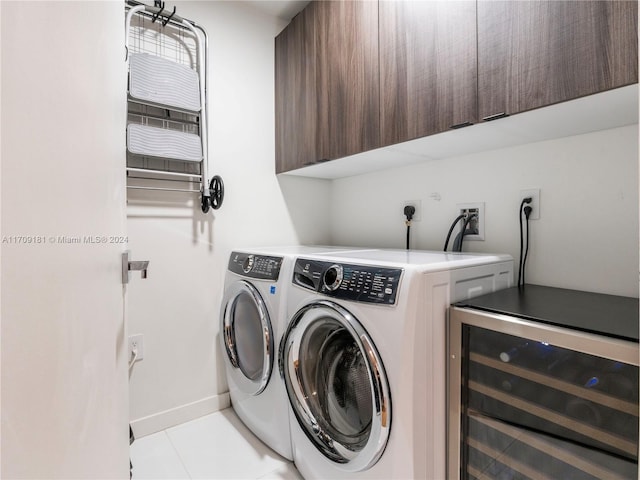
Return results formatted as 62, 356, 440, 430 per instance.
131, 408, 302, 479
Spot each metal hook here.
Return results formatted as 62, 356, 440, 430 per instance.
162, 6, 177, 26
151, 1, 165, 23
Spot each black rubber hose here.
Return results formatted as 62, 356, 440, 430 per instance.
444, 214, 466, 251
455, 214, 477, 252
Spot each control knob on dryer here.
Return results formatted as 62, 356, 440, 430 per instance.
242, 255, 254, 273
323, 264, 344, 291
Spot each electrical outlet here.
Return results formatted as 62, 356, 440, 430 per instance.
456, 202, 485, 241
520, 189, 541, 220
403, 200, 422, 222
128, 334, 144, 362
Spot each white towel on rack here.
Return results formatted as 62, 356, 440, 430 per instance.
129, 53, 201, 112
127, 124, 203, 162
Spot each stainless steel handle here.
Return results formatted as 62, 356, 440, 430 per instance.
122, 251, 150, 284
126, 168, 203, 179
450, 121, 473, 129
482, 112, 509, 122
126, 186, 201, 193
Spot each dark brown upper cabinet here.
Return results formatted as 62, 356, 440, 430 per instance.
379, 1, 478, 146
275, 5, 321, 174
276, 0, 638, 175
275, 0, 379, 173
322, 0, 380, 160
478, 0, 639, 121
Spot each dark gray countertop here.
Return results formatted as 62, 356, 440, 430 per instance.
455, 284, 639, 342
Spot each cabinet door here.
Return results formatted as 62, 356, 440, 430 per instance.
275, 7, 323, 173
320, 0, 380, 160
379, 0, 477, 146
478, 0, 638, 120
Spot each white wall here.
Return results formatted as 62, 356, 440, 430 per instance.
329, 125, 639, 298
127, 1, 331, 436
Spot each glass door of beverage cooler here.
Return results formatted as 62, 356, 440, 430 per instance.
448, 307, 639, 480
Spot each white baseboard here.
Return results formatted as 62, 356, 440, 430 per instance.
131, 392, 231, 439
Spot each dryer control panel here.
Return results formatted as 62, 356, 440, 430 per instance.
293, 258, 402, 305
228, 252, 282, 280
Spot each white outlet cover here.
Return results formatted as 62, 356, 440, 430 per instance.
456, 202, 485, 241
128, 334, 144, 362
403, 199, 422, 222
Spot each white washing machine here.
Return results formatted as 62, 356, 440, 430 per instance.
220, 246, 377, 460
279, 249, 514, 479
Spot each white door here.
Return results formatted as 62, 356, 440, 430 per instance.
221, 280, 274, 395
1, 2, 129, 478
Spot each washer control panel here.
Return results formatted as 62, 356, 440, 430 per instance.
293, 258, 402, 305
228, 252, 283, 280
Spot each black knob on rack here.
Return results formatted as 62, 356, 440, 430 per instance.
210, 175, 224, 210
201, 193, 210, 213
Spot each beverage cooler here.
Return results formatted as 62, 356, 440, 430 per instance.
448, 285, 639, 480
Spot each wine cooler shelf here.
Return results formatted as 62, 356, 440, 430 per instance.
448, 289, 639, 480
468, 328, 638, 459
466, 412, 637, 480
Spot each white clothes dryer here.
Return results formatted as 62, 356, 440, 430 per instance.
221, 250, 292, 459
220, 246, 377, 460
279, 249, 514, 479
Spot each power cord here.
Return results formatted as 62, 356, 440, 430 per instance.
128, 346, 138, 372
522, 205, 533, 287
404, 206, 416, 250
518, 198, 533, 288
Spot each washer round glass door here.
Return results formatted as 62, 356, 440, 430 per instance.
221, 280, 273, 396
281, 300, 391, 471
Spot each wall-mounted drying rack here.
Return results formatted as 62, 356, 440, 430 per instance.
125, 0, 224, 212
